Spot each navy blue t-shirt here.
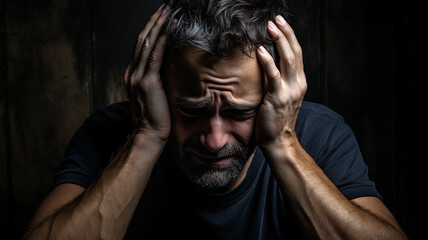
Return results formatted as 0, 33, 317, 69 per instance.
54, 101, 381, 239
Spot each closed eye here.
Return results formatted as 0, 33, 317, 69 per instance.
178, 106, 210, 118
222, 109, 257, 121
172, 98, 212, 119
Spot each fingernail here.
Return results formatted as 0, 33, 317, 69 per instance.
162, 4, 169, 15
276, 15, 285, 25
158, 3, 165, 11
258, 46, 267, 55
268, 21, 277, 32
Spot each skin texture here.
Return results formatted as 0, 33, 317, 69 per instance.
24, 5, 407, 240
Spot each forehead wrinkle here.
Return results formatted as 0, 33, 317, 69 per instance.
173, 91, 261, 112
173, 96, 214, 108
205, 83, 236, 95
167, 47, 264, 102
177, 46, 256, 79
197, 62, 241, 91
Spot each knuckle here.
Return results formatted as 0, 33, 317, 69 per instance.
290, 90, 302, 101
154, 17, 164, 28
148, 52, 159, 64
272, 33, 281, 42
149, 14, 158, 23
137, 33, 144, 44
293, 84, 307, 100
130, 74, 140, 87
157, 34, 167, 45
271, 69, 282, 82
266, 55, 276, 66
139, 78, 149, 90
301, 78, 308, 91
286, 54, 296, 66
138, 75, 160, 92
301, 83, 308, 94
142, 38, 150, 50
284, 24, 295, 35
295, 47, 303, 58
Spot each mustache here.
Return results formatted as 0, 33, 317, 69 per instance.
184, 142, 246, 159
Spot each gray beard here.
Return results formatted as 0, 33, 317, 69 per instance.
175, 138, 256, 189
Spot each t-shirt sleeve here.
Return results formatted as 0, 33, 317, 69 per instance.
297, 102, 381, 200
316, 120, 381, 200
53, 102, 132, 188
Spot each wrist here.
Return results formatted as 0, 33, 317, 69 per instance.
259, 131, 297, 153
114, 129, 167, 168
259, 134, 302, 166
132, 129, 168, 150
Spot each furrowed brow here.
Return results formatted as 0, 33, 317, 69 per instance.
222, 101, 261, 111
173, 97, 213, 109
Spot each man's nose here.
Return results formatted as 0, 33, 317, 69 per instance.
200, 115, 229, 152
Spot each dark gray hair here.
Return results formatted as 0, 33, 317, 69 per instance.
164, 0, 289, 64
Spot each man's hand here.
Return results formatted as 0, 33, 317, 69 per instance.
123, 3, 171, 141
255, 15, 307, 152
255, 16, 407, 239
22, 5, 172, 239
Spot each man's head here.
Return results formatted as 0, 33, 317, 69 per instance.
161, 0, 289, 191
164, 0, 289, 64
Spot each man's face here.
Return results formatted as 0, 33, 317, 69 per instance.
165, 47, 265, 190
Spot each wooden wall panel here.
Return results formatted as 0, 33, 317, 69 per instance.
0, 0, 12, 236
4, 0, 92, 237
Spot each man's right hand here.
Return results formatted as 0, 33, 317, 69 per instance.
123, 3, 171, 141
23, 5, 171, 239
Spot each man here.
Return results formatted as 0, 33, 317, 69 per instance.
24, 0, 407, 239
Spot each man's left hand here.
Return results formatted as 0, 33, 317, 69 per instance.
255, 15, 307, 152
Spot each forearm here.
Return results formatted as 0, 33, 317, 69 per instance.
25, 131, 166, 240
262, 139, 407, 240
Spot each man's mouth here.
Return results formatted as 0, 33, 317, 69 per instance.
190, 150, 234, 165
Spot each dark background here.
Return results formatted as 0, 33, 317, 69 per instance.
0, 0, 424, 239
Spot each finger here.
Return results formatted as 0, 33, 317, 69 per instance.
267, 20, 296, 81
124, 3, 165, 88
274, 15, 304, 73
137, 34, 169, 130
257, 45, 282, 93
274, 16, 307, 89
133, 3, 166, 64
146, 33, 168, 78
132, 5, 169, 84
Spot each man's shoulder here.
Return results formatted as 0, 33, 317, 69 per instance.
296, 101, 350, 158
83, 101, 131, 128
91, 101, 131, 119
54, 101, 132, 188
299, 101, 344, 123
297, 101, 348, 134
